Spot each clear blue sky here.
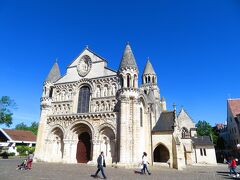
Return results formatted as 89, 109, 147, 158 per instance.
0, 0, 240, 128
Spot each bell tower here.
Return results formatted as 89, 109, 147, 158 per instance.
35, 61, 61, 161
142, 58, 163, 125
118, 43, 142, 164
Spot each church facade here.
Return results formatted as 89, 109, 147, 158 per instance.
34, 44, 216, 169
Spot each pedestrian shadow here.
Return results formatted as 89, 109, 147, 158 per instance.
216, 171, 240, 179
134, 170, 142, 174
90, 174, 96, 178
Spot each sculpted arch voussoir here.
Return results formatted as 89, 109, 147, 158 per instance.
65, 120, 95, 139
47, 124, 65, 138
98, 123, 116, 138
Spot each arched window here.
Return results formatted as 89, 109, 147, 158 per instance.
152, 76, 155, 83
127, 74, 131, 88
49, 87, 53, 98
77, 86, 90, 113
133, 75, 137, 88
145, 76, 147, 84
148, 76, 151, 83
44, 87, 47, 96
140, 108, 143, 127
181, 127, 189, 138
120, 76, 124, 88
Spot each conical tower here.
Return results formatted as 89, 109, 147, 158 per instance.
35, 61, 61, 161
118, 43, 138, 88
42, 61, 61, 98
118, 43, 141, 164
142, 58, 157, 84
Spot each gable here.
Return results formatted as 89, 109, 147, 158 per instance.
177, 109, 195, 129
0, 129, 11, 142
68, 48, 107, 68
55, 48, 117, 84
228, 99, 240, 118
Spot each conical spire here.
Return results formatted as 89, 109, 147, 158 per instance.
45, 61, 61, 83
143, 58, 156, 75
161, 96, 165, 102
119, 43, 138, 71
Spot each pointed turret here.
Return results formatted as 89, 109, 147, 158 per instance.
143, 58, 156, 75
45, 61, 61, 83
142, 58, 157, 84
118, 43, 139, 88
161, 96, 167, 111
119, 43, 138, 72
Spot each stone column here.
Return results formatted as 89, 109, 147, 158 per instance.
133, 99, 141, 163
70, 139, 78, 163
90, 139, 100, 165
110, 138, 116, 163
34, 105, 50, 162
63, 139, 72, 163
119, 99, 130, 164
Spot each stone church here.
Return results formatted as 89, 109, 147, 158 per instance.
35, 44, 217, 169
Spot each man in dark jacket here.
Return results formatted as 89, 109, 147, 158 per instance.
94, 151, 107, 179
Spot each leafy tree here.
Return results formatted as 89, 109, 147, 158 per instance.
15, 122, 38, 135
0, 96, 16, 127
196, 120, 212, 136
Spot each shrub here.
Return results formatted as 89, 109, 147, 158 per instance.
16, 146, 28, 156
16, 146, 35, 156
8, 152, 15, 156
0, 151, 9, 159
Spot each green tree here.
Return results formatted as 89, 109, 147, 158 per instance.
196, 120, 212, 136
0, 96, 16, 127
15, 122, 38, 135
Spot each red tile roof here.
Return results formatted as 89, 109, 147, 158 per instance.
2, 129, 36, 142
228, 99, 240, 117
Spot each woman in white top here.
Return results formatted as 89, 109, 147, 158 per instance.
141, 152, 151, 175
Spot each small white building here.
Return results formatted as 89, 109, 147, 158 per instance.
192, 136, 217, 165
0, 128, 36, 155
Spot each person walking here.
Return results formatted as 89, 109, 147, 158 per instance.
228, 156, 239, 177
93, 152, 107, 179
141, 152, 151, 175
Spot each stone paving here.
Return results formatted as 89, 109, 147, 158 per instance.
0, 159, 238, 180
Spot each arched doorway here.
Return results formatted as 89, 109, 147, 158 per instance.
47, 127, 64, 162
154, 144, 170, 162
76, 132, 91, 163
70, 123, 93, 163
99, 126, 116, 163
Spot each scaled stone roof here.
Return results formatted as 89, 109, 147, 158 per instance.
147, 90, 156, 103
46, 62, 61, 83
2, 129, 36, 142
192, 136, 214, 146
152, 111, 175, 132
119, 44, 138, 71
143, 59, 156, 75
228, 99, 240, 117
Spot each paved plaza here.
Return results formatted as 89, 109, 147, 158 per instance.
0, 159, 237, 180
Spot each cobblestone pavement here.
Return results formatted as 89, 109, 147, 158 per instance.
0, 159, 237, 180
